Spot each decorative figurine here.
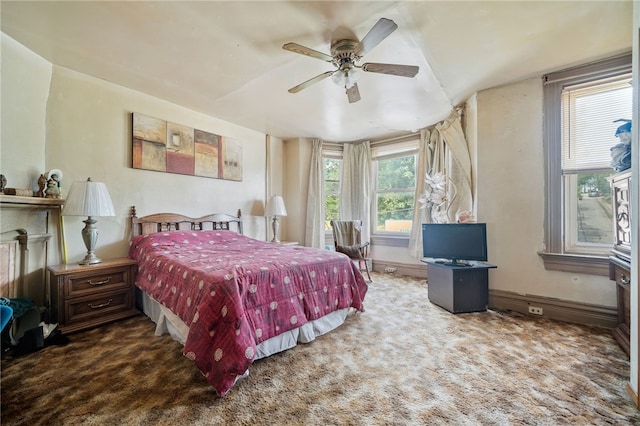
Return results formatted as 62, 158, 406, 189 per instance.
45, 169, 62, 199
36, 174, 47, 197
610, 119, 631, 173
0, 174, 6, 193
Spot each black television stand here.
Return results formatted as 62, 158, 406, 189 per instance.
421, 259, 497, 313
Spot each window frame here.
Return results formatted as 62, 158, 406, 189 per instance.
322, 152, 342, 234
371, 141, 418, 239
541, 53, 632, 275
562, 77, 631, 255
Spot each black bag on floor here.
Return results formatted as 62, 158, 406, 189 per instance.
12, 325, 45, 356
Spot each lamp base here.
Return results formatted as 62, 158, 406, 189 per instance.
79, 216, 102, 265
79, 253, 102, 265
271, 216, 280, 243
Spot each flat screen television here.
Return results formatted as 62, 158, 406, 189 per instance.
422, 223, 488, 266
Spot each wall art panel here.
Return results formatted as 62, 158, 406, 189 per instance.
132, 112, 242, 181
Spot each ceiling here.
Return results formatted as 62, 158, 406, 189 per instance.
1, 1, 633, 142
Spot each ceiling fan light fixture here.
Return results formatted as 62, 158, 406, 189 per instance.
331, 70, 345, 86
332, 68, 361, 89
345, 68, 361, 89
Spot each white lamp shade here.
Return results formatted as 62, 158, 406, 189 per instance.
62, 178, 115, 217
265, 195, 287, 217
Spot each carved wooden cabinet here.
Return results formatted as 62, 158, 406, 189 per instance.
609, 170, 631, 355
611, 170, 631, 260
609, 256, 631, 355
48, 258, 138, 334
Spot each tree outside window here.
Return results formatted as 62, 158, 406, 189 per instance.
324, 157, 341, 230
374, 154, 416, 233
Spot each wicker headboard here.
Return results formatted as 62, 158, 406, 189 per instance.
130, 206, 243, 237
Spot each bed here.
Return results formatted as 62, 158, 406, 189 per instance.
128, 207, 368, 396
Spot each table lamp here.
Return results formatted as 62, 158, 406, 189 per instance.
265, 195, 287, 243
62, 177, 115, 265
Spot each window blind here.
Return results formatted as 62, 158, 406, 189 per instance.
561, 75, 632, 173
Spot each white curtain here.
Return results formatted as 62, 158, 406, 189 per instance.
408, 109, 472, 257
438, 110, 472, 220
339, 141, 371, 243
305, 139, 325, 249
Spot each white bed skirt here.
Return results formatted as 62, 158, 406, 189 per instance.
140, 291, 350, 360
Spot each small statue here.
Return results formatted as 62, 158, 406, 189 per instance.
45, 173, 61, 199
610, 119, 631, 173
36, 174, 47, 197
0, 174, 6, 193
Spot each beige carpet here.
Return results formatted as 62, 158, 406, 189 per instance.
1, 273, 638, 425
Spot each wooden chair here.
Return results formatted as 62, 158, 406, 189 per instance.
330, 220, 372, 282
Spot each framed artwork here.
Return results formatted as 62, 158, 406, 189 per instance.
132, 112, 242, 181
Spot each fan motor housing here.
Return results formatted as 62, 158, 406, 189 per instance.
331, 40, 359, 69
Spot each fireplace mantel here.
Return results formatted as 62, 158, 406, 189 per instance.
0, 194, 64, 208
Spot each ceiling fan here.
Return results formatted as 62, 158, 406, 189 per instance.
283, 18, 419, 103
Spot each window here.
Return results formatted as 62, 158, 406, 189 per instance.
372, 141, 418, 235
562, 77, 632, 253
323, 156, 341, 231
542, 54, 632, 275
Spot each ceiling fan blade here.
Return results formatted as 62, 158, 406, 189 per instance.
346, 84, 361, 103
283, 42, 333, 62
355, 18, 398, 57
361, 62, 419, 78
288, 71, 335, 93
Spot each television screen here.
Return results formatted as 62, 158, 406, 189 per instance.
422, 223, 488, 265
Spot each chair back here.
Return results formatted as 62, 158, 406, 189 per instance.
330, 220, 363, 247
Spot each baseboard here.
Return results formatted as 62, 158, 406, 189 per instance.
489, 289, 618, 328
371, 260, 426, 279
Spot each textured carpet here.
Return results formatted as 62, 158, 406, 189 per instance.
1, 273, 638, 425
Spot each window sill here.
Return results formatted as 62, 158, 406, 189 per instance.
538, 252, 609, 276
371, 235, 409, 247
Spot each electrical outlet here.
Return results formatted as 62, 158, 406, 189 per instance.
384, 267, 397, 273
528, 306, 543, 315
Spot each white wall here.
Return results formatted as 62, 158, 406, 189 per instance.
476, 77, 615, 307
1, 34, 58, 305
0, 33, 51, 190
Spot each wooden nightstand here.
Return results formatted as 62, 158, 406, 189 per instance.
279, 241, 299, 246
48, 257, 139, 334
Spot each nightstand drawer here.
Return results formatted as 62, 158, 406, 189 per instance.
65, 268, 130, 297
65, 289, 133, 326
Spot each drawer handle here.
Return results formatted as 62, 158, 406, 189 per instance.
88, 299, 113, 309
620, 275, 630, 285
88, 276, 112, 286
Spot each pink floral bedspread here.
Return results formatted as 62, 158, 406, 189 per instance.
129, 230, 368, 396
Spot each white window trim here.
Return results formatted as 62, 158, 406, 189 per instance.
541, 53, 632, 276
322, 154, 342, 236
371, 144, 418, 238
